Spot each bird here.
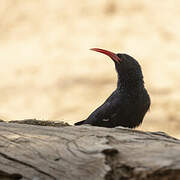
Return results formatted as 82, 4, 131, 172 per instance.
75, 48, 150, 128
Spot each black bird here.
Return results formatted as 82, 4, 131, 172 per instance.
75, 48, 150, 128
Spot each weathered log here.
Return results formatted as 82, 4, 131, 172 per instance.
0, 121, 180, 180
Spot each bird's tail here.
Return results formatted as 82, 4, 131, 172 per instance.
74, 120, 85, 126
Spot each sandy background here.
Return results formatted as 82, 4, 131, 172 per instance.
0, 0, 180, 137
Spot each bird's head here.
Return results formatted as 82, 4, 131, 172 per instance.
90, 48, 144, 89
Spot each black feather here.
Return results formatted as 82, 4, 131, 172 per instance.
75, 53, 150, 128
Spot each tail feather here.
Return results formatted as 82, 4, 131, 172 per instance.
74, 120, 85, 126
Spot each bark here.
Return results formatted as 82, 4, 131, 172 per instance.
0, 120, 180, 180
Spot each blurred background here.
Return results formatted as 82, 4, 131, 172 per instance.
0, 0, 180, 137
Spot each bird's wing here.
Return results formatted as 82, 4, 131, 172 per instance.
95, 101, 119, 119
84, 96, 121, 126
74, 102, 116, 126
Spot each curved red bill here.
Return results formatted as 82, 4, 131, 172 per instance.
90, 48, 121, 63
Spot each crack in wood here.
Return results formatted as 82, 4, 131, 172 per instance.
102, 148, 120, 180
0, 152, 56, 180
0, 170, 22, 180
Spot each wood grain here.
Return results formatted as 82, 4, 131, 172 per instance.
0, 121, 180, 180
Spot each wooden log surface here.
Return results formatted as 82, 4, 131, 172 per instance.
0, 120, 180, 180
